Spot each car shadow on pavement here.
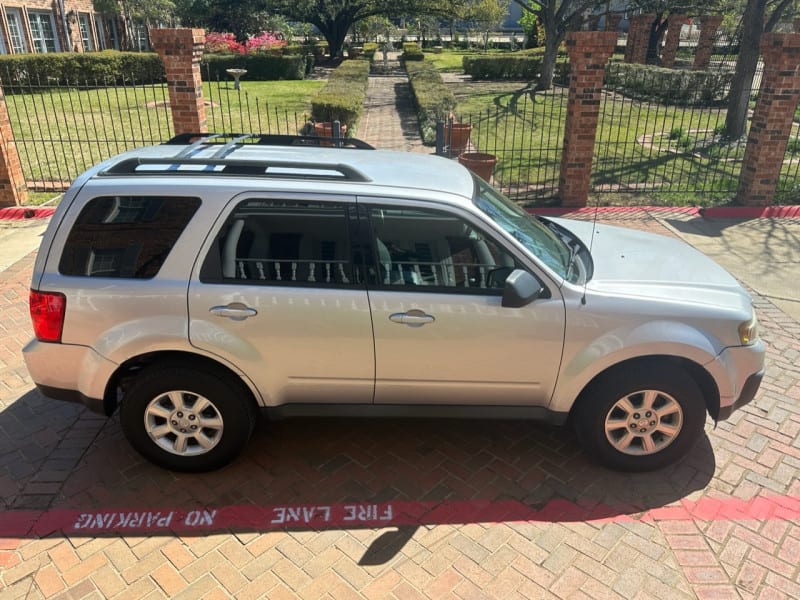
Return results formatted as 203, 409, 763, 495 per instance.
2, 388, 716, 563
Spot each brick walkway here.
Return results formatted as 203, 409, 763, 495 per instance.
1, 78, 800, 599
358, 53, 427, 153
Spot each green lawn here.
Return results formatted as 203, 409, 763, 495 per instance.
6, 79, 323, 187
423, 49, 502, 72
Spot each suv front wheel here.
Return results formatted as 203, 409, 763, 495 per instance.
574, 364, 707, 471
120, 365, 256, 471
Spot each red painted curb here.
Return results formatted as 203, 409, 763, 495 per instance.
1, 494, 798, 539
526, 205, 800, 218
0, 206, 56, 220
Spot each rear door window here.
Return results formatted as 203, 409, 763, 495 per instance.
201, 199, 358, 287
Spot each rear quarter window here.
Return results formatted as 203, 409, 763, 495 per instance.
59, 196, 201, 278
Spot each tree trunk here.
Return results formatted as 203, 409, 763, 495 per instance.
646, 14, 667, 65
536, 32, 561, 90
319, 18, 350, 59
723, 0, 766, 140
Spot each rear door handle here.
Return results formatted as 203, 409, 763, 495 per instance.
210, 303, 257, 321
389, 309, 435, 327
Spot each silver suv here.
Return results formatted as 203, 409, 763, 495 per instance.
24, 134, 764, 472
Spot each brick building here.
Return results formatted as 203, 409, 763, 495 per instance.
0, 1, 146, 54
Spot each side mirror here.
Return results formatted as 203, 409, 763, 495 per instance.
501, 269, 543, 308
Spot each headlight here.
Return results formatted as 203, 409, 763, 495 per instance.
738, 313, 759, 345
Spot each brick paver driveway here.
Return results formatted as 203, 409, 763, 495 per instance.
1, 210, 798, 599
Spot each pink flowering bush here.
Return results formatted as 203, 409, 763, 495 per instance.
204, 32, 244, 54
245, 32, 287, 53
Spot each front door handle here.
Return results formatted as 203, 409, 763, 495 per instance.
209, 303, 257, 321
389, 309, 435, 327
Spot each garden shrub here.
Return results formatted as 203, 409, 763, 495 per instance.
202, 54, 306, 81
605, 63, 733, 106
463, 49, 544, 80
402, 42, 424, 61
311, 60, 370, 129
405, 62, 457, 144
0, 51, 164, 86
363, 42, 379, 60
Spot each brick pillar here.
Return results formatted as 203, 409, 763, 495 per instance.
0, 84, 27, 207
607, 14, 622, 32
693, 15, 723, 69
559, 32, 618, 207
736, 34, 800, 206
150, 28, 207, 135
661, 14, 686, 68
625, 14, 654, 64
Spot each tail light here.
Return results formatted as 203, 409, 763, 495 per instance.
30, 290, 66, 343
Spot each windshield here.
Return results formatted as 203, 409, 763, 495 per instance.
473, 180, 572, 279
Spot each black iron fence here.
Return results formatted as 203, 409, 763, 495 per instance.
1, 67, 172, 190
438, 43, 800, 205
1, 64, 307, 191
4, 45, 800, 204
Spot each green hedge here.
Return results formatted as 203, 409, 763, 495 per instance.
0, 51, 164, 86
201, 53, 306, 81
402, 42, 424, 62
463, 52, 542, 80
363, 42, 379, 60
605, 63, 733, 106
405, 62, 457, 144
311, 60, 370, 130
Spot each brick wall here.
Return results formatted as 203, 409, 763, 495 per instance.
736, 34, 800, 205
1, 1, 107, 54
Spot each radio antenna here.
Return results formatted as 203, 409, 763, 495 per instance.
581, 196, 601, 306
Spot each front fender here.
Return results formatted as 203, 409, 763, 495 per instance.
549, 320, 724, 414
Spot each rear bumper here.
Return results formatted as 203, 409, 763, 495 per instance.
23, 339, 117, 415
34, 384, 106, 414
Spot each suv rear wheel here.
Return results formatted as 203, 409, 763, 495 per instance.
574, 364, 707, 471
120, 365, 256, 471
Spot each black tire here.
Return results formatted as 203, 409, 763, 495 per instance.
573, 364, 707, 471
120, 365, 256, 472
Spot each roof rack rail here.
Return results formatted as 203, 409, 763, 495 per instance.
165, 133, 375, 151
100, 157, 372, 182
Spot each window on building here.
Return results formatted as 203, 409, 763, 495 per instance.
133, 23, 149, 51
79, 14, 94, 51
5, 9, 27, 53
29, 11, 59, 53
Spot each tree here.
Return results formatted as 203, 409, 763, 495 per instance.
723, 0, 798, 139
269, 0, 445, 58
205, 0, 274, 41
468, 0, 511, 50
512, 0, 605, 90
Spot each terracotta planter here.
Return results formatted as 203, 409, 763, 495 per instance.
445, 123, 472, 157
314, 122, 348, 146
458, 152, 497, 182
